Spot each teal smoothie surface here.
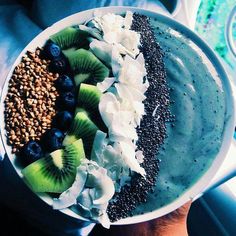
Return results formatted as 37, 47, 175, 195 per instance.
134, 15, 227, 214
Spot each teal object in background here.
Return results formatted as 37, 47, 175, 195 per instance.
195, 0, 236, 71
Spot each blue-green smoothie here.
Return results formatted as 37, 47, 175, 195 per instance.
134, 16, 227, 214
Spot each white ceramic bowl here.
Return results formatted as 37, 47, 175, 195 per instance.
0, 6, 235, 226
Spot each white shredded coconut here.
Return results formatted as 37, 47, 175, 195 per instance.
53, 159, 114, 228
90, 10, 148, 190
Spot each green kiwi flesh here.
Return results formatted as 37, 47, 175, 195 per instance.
63, 109, 98, 155
22, 139, 85, 193
77, 84, 107, 132
78, 83, 101, 111
62, 47, 77, 58
67, 49, 109, 86
50, 27, 88, 50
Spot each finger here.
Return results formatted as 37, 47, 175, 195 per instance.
163, 200, 192, 222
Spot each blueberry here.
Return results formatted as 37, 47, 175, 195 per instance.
58, 92, 76, 111
44, 41, 62, 59
49, 56, 68, 74
22, 141, 43, 165
42, 128, 64, 152
56, 75, 74, 92
53, 111, 73, 131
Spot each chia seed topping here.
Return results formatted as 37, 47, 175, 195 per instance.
107, 13, 172, 222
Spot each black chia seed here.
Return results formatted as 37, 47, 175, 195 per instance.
107, 14, 172, 222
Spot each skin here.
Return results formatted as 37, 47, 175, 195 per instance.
92, 201, 191, 236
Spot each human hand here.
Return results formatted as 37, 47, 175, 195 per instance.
102, 201, 192, 236
147, 201, 192, 236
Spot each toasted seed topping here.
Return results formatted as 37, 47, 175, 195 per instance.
4, 48, 59, 153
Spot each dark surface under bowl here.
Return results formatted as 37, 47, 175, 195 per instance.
0, 200, 225, 236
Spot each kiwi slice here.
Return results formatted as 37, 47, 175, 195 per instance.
50, 27, 88, 50
78, 83, 101, 111
22, 139, 85, 193
63, 109, 98, 155
77, 84, 107, 132
74, 106, 107, 133
67, 49, 109, 86
62, 47, 77, 58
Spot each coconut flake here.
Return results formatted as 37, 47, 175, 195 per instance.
118, 55, 147, 88
97, 77, 116, 92
114, 142, 146, 176
91, 11, 140, 58
85, 163, 114, 205
89, 39, 113, 66
91, 130, 108, 163
53, 164, 87, 210
78, 25, 103, 40
93, 13, 124, 35
124, 11, 133, 29
109, 109, 137, 138
90, 131, 133, 192
115, 83, 146, 102
54, 159, 114, 228
76, 160, 114, 228
111, 46, 123, 76
119, 29, 140, 57
135, 150, 145, 164
99, 92, 120, 128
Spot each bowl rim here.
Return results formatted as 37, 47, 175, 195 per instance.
225, 5, 236, 58
0, 6, 235, 225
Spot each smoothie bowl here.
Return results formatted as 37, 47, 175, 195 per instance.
0, 7, 235, 228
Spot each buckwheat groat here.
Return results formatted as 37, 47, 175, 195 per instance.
4, 48, 59, 153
